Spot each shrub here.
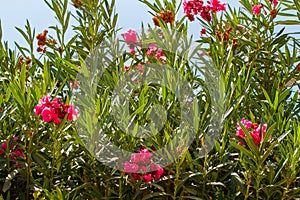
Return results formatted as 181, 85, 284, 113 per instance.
0, 0, 299, 199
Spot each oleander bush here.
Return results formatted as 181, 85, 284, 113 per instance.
0, 0, 300, 199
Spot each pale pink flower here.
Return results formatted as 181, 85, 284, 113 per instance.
140, 165, 149, 172
124, 161, 139, 173
70, 80, 78, 89
122, 29, 139, 48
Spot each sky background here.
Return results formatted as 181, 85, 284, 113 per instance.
0, 0, 241, 48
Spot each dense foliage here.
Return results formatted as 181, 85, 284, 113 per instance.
0, 0, 300, 199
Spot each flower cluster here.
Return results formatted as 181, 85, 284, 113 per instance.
252, 4, 263, 15
34, 96, 78, 125
252, 0, 278, 16
183, 0, 226, 21
152, 10, 175, 27
36, 30, 48, 53
124, 148, 164, 182
147, 43, 166, 62
236, 118, 269, 146
0, 137, 25, 168
36, 30, 62, 53
122, 30, 166, 77
18, 56, 32, 69
122, 29, 139, 50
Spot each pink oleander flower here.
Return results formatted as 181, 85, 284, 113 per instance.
51, 98, 61, 109
65, 105, 79, 121
270, 0, 278, 6
40, 96, 51, 104
124, 65, 130, 72
200, 28, 206, 36
151, 163, 164, 179
11, 147, 25, 160
183, 0, 225, 21
124, 148, 164, 182
130, 152, 152, 165
200, 5, 212, 21
252, 5, 262, 15
122, 29, 139, 48
0, 141, 7, 156
209, 0, 226, 13
70, 80, 78, 89
41, 106, 55, 123
131, 173, 141, 180
0, 137, 26, 169
155, 49, 166, 62
236, 118, 252, 138
15, 163, 22, 168
35, 96, 78, 125
1, 141, 7, 150
139, 148, 153, 164
124, 161, 139, 173
147, 43, 157, 57
147, 43, 166, 61
143, 173, 153, 182
236, 119, 269, 147
136, 64, 144, 74
140, 165, 149, 172
34, 96, 51, 116
250, 132, 261, 146
183, 0, 204, 21
129, 48, 136, 54
52, 114, 61, 125
34, 104, 45, 116
130, 153, 142, 164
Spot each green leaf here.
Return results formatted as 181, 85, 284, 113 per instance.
142, 192, 170, 200
230, 140, 255, 162
261, 87, 273, 108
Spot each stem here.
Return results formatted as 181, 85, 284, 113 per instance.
173, 162, 180, 200
50, 126, 59, 190
26, 133, 33, 200
50, 139, 56, 189
244, 174, 251, 200
282, 181, 290, 200
255, 160, 262, 200
119, 173, 123, 199
202, 156, 207, 199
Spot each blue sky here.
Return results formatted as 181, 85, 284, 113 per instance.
0, 0, 241, 48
